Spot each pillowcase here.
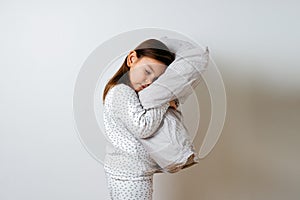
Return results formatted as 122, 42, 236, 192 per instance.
140, 108, 199, 172
138, 37, 209, 109
137, 37, 209, 172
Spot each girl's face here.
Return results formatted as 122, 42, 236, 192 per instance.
127, 51, 167, 92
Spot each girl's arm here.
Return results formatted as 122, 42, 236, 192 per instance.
110, 84, 170, 139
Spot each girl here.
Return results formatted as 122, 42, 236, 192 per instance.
102, 39, 176, 200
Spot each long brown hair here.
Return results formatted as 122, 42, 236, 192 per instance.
102, 39, 175, 103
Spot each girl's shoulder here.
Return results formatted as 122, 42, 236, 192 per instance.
105, 84, 138, 108
107, 83, 137, 99
110, 83, 134, 93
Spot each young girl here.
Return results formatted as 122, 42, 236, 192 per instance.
102, 39, 176, 200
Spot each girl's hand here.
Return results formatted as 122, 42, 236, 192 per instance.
169, 99, 179, 109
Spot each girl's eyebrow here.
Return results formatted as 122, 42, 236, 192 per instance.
146, 64, 154, 73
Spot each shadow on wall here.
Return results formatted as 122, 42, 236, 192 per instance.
153, 70, 300, 200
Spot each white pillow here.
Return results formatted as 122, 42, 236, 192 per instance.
138, 37, 209, 172
138, 37, 209, 109
140, 108, 199, 172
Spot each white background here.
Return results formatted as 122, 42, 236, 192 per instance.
1, 1, 300, 200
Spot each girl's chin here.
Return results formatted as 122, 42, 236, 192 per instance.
129, 83, 140, 92
135, 85, 144, 92
135, 87, 143, 92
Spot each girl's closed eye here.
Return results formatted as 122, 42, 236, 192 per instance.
145, 69, 151, 75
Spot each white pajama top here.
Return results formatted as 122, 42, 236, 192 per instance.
103, 83, 170, 180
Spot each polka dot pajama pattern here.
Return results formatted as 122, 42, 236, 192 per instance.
105, 174, 153, 200
103, 84, 170, 200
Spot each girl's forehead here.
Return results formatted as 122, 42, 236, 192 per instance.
139, 58, 166, 71
139, 56, 163, 64
140, 57, 166, 68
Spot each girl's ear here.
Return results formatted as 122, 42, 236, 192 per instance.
127, 51, 138, 67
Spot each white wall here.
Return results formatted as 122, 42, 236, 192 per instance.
1, 1, 299, 200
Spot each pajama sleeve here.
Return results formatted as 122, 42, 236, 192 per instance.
110, 84, 170, 139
